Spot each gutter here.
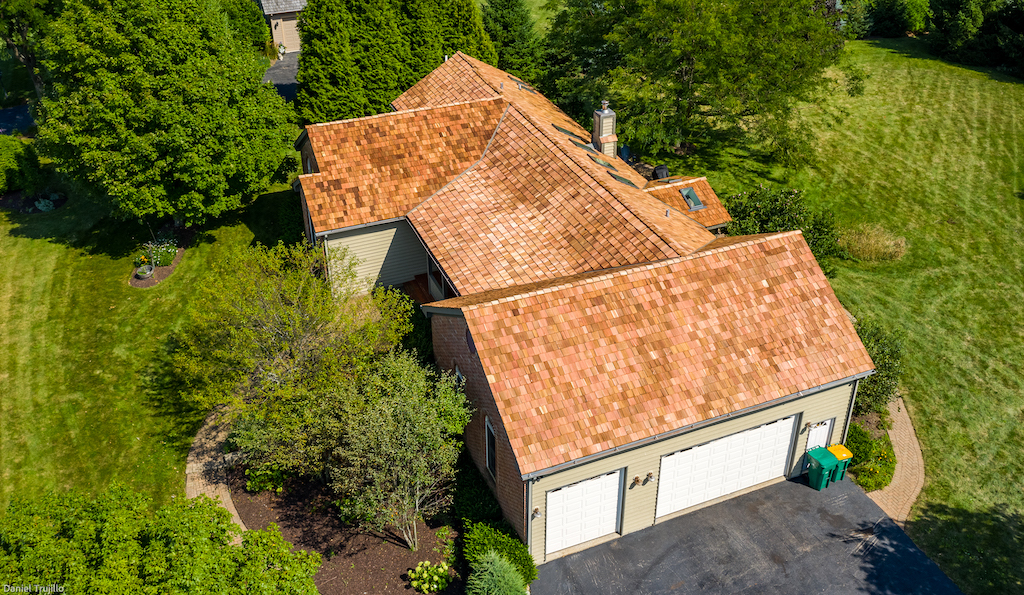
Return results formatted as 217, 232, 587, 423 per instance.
520, 369, 875, 481
420, 305, 464, 318
314, 216, 408, 239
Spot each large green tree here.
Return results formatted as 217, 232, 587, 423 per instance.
296, 0, 368, 122
36, 0, 296, 225
0, 484, 320, 593
0, 0, 59, 99
347, 0, 414, 114
401, 0, 445, 83
219, 0, 272, 53
482, 0, 542, 82
542, 0, 847, 157
438, 0, 499, 63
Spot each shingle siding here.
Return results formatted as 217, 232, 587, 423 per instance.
431, 313, 527, 540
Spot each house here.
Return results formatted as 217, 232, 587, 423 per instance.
258, 0, 304, 52
294, 53, 875, 563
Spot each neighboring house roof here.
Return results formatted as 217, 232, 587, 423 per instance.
430, 231, 875, 475
300, 52, 718, 295
258, 0, 305, 15
643, 177, 732, 229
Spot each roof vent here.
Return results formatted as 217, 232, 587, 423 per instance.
592, 100, 617, 158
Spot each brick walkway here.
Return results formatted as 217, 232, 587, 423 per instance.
867, 397, 925, 529
185, 409, 247, 545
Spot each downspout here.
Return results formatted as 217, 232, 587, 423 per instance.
841, 379, 861, 444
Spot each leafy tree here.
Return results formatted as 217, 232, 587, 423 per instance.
482, 0, 542, 82
0, 0, 57, 99
36, 0, 297, 225
296, 0, 367, 122
868, 0, 931, 35
724, 186, 847, 277
329, 351, 471, 550
219, 0, 272, 53
542, 0, 847, 158
173, 241, 413, 411
347, 0, 415, 114
0, 135, 39, 194
0, 484, 321, 593
852, 316, 905, 415
438, 0, 499, 64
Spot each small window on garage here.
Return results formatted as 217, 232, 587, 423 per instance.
454, 364, 464, 384
466, 328, 476, 354
485, 418, 497, 478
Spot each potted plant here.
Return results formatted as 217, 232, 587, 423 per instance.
136, 264, 154, 279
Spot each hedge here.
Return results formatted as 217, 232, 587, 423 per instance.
462, 520, 537, 585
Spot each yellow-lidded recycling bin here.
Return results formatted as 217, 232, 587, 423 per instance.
828, 444, 854, 482
807, 447, 838, 491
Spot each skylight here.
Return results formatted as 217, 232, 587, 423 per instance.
589, 154, 617, 171
553, 124, 586, 141
572, 139, 597, 154
609, 172, 637, 188
680, 187, 705, 210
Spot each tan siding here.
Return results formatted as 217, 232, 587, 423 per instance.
432, 314, 527, 540
528, 382, 856, 561
324, 220, 426, 288
270, 14, 300, 52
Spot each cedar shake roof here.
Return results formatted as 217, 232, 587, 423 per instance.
299, 98, 505, 232
643, 177, 733, 229
300, 52, 716, 293
432, 231, 875, 475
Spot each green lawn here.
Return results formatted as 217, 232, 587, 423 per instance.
660, 38, 1024, 594
0, 187, 302, 512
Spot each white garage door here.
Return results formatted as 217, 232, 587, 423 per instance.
655, 416, 795, 518
546, 470, 622, 554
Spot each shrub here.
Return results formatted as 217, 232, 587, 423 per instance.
852, 316, 906, 416
465, 550, 526, 595
845, 421, 874, 465
0, 135, 40, 195
220, 0, 272, 53
245, 466, 286, 493
463, 521, 537, 585
725, 186, 847, 278
839, 223, 907, 261
850, 434, 896, 492
448, 448, 503, 527
407, 560, 452, 594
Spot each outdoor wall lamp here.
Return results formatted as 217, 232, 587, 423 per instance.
646, 471, 655, 482
633, 475, 641, 485
532, 507, 542, 519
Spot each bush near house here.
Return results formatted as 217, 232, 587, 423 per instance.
845, 422, 897, 491
852, 315, 906, 416
462, 520, 537, 585
465, 550, 526, 595
839, 223, 908, 262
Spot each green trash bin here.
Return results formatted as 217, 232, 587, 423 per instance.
827, 444, 854, 482
807, 447, 838, 491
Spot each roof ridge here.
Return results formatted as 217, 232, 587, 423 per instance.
641, 176, 708, 192
307, 96, 503, 129
405, 102, 512, 217
446, 230, 805, 311
455, 52, 503, 96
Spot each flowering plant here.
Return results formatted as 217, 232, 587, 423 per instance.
408, 560, 451, 594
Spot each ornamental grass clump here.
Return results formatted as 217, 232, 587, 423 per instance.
839, 223, 907, 261
465, 550, 525, 595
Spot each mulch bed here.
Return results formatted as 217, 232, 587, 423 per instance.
0, 190, 69, 213
226, 465, 465, 595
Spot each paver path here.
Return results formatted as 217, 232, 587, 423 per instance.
185, 409, 247, 545
867, 397, 925, 529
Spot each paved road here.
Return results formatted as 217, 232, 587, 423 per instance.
534, 477, 961, 595
263, 52, 298, 102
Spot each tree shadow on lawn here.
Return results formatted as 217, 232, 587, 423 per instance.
138, 335, 208, 461
906, 502, 1024, 595
863, 37, 1023, 86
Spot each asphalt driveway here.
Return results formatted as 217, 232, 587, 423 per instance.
263, 52, 298, 102
533, 477, 961, 595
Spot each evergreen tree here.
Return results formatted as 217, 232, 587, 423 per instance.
400, 0, 445, 84
438, 0, 498, 64
296, 0, 367, 122
482, 0, 541, 82
347, 0, 414, 114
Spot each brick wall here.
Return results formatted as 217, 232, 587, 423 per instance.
432, 313, 527, 540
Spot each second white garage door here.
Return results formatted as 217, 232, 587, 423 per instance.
655, 416, 796, 518
546, 470, 622, 554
